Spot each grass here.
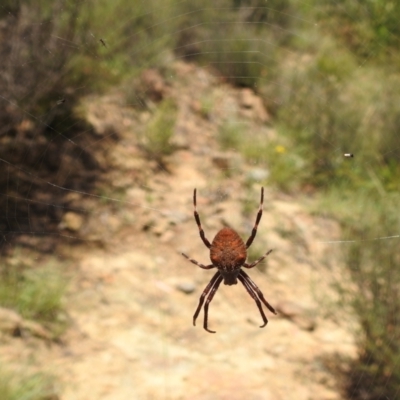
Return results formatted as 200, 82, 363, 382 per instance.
0, 258, 67, 398
174, 1, 281, 88
0, 368, 57, 400
0, 0, 181, 135
199, 95, 215, 119
2, 1, 400, 397
217, 120, 246, 150
311, 0, 400, 57
142, 99, 178, 160
4, 0, 399, 192
217, 119, 310, 191
261, 31, 400, 190
319, 188, 400, 399
199, 24, 274, 89
0, 260, 68, 337
3, 0, 400, 191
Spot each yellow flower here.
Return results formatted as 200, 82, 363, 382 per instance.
275, 145, 286, 154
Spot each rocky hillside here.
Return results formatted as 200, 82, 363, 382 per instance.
0, 61, 356, 400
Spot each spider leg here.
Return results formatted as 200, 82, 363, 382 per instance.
203, 274, 223, 333
245, 187, 264, 249
238, 273, 268, 328
181, 253, 215, 269
193, 271, 221, 328
193, 189, 211, 249
240, 270, 277, 315
243, 249, 273, 269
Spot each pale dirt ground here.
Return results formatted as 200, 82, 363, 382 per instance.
0, 62, 357, 400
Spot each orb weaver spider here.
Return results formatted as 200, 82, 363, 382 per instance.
182, 188, 276, 333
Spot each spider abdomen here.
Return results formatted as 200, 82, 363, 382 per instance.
210, 227, 247, 272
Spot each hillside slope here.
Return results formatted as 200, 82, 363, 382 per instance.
0, 61, 356, 400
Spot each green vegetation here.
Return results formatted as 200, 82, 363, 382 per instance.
273, 43, 400, 190
0, 261, 68, 336
199, 95, 215, 119
217, 120, 245, 150
322, 190, 400, 399
200, 26, 270, 88
2, 0, 400, 188
312, 0, 400, 57
0, 368, 57, 400
203, 3, 400, 397
143, 99, 178, 160
269, 3, 400, 395
173, 2, 400, 194
175, 3, 281, 88
3, 0, 398, 190
0, 0, 180, 149
2, 0, 400, 398
217, 120, 307, 191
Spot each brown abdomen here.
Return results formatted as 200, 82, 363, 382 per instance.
210, 227, 247, 272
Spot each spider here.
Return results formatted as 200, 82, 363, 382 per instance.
182, 187, 277, 333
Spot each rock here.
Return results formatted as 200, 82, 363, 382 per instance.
0, 307, 22, 335
85, 106, 116, 136
110, 175, 135, 189
147, 208, 189, 237
160, 230, 174, 243
139, 69, 167, 102
212, 152, 241, 171
150, 217, 170, 236
173, 116, 200, 149
246, 167, 269, 182
0, 307, 51, 339
176, 281, 196, 294
238, 88, 270, 123
276, 300, 317, 331
22, 320, 52, 340
60, 212, 84, 232
163, 210, 188, 225
240, 88, 257, 109
190, 99, 202, 114
212, 154, 230, 170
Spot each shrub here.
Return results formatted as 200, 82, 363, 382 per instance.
312, 0, 400, 57
174, 0, 282, 88
217, 120, 245, 150
270, 36, 400, 190
142, 100, 178, 160
0, 260, 67, 332
323, 190, 400, 399
0, 0, 175, 250
200, 23, 275, 88
0, 368, 57, 400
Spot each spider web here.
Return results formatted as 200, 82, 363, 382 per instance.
0, 1, 399, 399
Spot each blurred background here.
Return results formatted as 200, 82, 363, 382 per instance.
0, 0, 400, 399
